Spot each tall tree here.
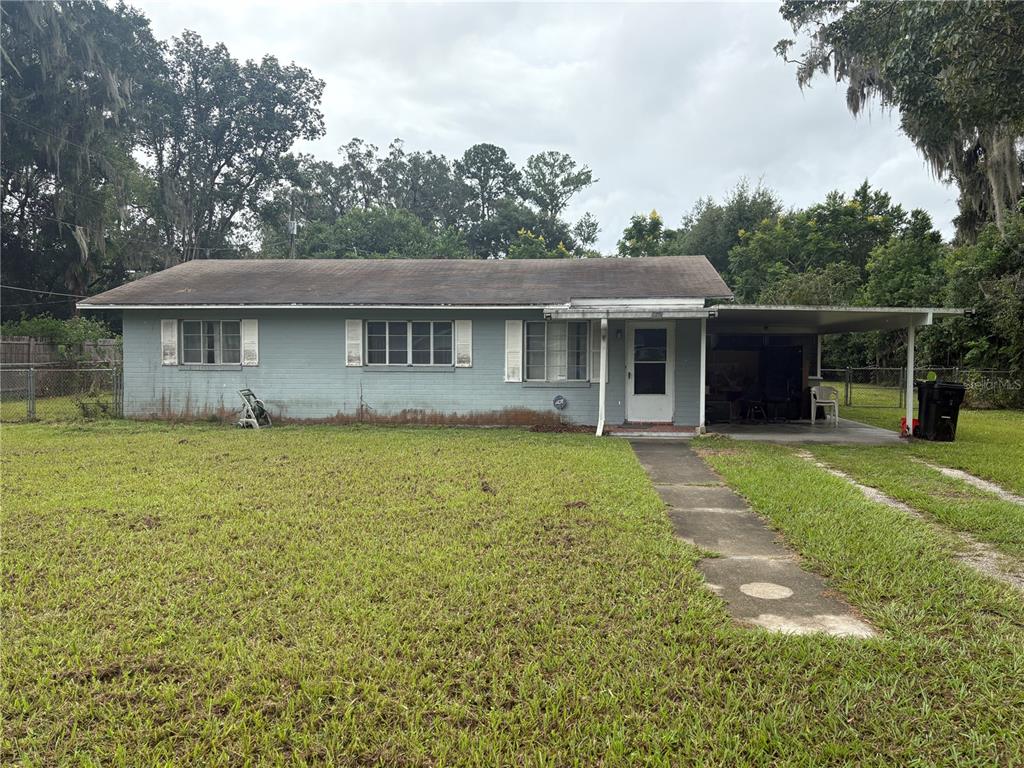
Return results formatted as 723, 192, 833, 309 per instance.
455, 143, 521, 223
674, 179, 782, 277
1, 1, 162, 316
141, 30, 325, 263
776, 1, 1024, 237
522, 151, 594, 220
727, 182, 905, 301
617, 210, 665, 258
862, 210, 946, 307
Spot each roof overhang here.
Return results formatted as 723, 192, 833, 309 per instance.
545, 297, 715, 320
709, 305, 966, 335
77, 303, 548, 311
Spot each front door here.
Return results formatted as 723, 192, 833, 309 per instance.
626, 323, 674, 423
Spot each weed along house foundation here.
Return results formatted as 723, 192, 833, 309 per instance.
79, 257, 963, 435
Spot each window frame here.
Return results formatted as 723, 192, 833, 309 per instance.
365, 320, 455, 367
180, 320, 241, 365
524, 320, 589, 383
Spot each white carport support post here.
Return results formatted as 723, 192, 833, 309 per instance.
816, 335, 823, 377
905, 323, 915, 435
699, 317, 707, 432
596, 318, 608, 436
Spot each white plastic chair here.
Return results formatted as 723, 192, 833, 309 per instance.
811, 385, 839, 427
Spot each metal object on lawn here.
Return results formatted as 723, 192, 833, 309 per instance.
236, 389, 272, 429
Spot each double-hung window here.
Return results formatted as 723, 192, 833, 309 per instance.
366, 321, 453, 366
181, 320, 241, 364
524, 321, 589, 382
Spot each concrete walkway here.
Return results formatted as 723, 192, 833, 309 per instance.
630, 440, 875, 637
710, 418, 899, 445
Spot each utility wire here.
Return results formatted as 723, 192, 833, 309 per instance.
0, 284, 88, 298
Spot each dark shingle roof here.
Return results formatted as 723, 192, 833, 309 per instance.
80, 256, 732, 307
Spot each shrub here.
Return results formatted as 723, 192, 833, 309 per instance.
0, 314, 116, 345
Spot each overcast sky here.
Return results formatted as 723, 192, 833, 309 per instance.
133, 1, 959, 252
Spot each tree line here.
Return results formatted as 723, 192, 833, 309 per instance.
2, 1, 1021, 378
618, 180, 1023, 375
1, 1, 599, 321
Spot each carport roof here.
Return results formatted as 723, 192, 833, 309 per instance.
709, 304, 966, 335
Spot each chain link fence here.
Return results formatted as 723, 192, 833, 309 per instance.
1, 366, 123, 422
821, 367, 1019, 409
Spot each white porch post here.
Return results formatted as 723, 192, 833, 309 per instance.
596, 318, 608, 436
816, 334, 823, 377
698, 317, 707, 433
905, 323, 915, 435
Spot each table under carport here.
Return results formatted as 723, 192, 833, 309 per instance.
705, 305, 966, 434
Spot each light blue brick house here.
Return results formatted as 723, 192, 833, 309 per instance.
80, 257, 732, 434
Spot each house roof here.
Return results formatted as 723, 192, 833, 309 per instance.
78, 256, 733, 308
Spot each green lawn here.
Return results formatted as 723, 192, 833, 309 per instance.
3, 422, 1024, 764
1, 394, 115, 423
822, 384, 1024, 497
808, 444, 1024, 558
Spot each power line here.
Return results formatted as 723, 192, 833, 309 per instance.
0, 284, 87, 298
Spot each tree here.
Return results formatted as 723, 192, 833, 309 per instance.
759, 262, 861, 306
617, 210, 666, 257
522, 151, 594, 219
141, 30, 325, 263
295, 208, 437, 259
776, 1, 1024, 237
506, 229, 570, 260
862, 210, 946, 307
467, 199, 574, 259
940, 205, 1024, 373
455, 143, 521, 222
726, 182, 904, 301
674, 179, 782, 276
0, 1, 163, 317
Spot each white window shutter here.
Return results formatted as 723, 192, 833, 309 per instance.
454, 320, 472, 367
504, 320, 523, 382
345, 319, 363, 366
161, 319, 178, 366
241, 319, 259, 366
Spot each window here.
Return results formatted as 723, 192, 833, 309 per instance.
524, 321, 588, 382
181, 320, 241, 364
366, 321, 453, 366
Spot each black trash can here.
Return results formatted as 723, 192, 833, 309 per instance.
913, 380, 966, 441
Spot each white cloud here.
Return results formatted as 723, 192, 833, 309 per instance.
132, 0, 959, 250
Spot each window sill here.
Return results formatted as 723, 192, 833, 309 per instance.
521, 381, 592, 389
363, 366, 456, 373
178, 364, 246, 371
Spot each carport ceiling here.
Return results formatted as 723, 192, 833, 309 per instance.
709, 305, 965, 335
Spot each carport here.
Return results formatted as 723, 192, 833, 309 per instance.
703, 305, 965, 433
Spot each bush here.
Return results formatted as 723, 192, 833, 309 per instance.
962, 371, 1024, 410
0, 314, 116, 345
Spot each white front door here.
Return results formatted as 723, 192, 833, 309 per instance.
625, 322, 674, 423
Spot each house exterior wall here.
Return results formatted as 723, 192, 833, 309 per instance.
121, 309, 702, 426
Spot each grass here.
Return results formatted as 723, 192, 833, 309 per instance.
0, 394, 114, 423
807, 444, 1024, 558
822, 382, 1024, 496
3, 422, 1024, 765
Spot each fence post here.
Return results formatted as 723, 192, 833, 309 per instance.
844, 368, 852, 406
114, 365, 123, 417
27, 367, 36, 421
898, 367, 905, 408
